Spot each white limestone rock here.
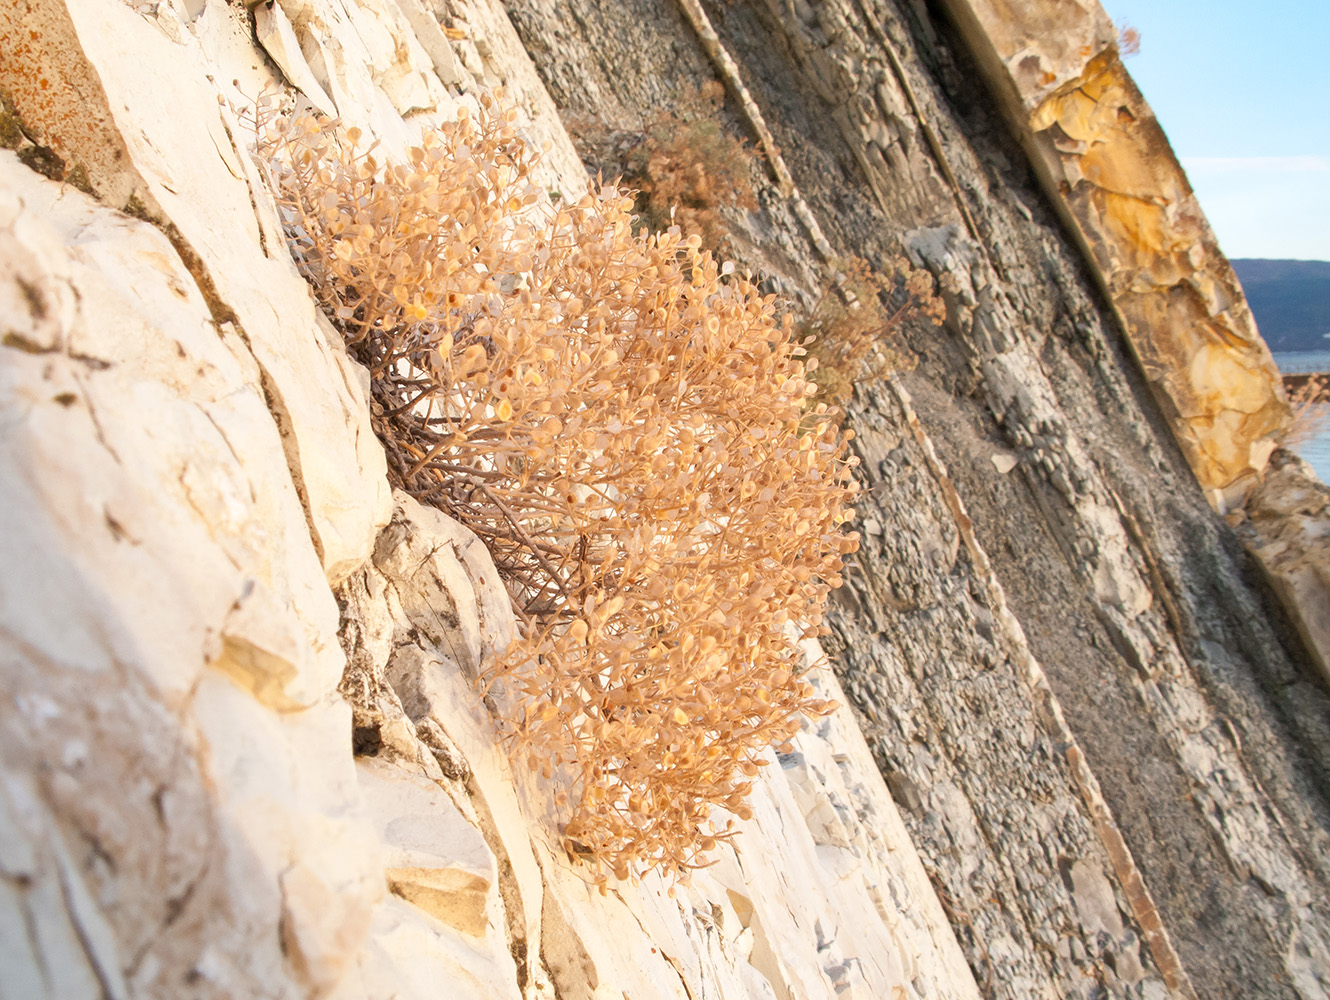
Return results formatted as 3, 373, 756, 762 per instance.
357, 757, 496, 936
4, 0, 396, 587
443, 0, 591, 196
0, 151, 383, 997
254, 0, 339, 117
331, 896, 525, 1000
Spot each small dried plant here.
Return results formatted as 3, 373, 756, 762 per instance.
1116, 20, 1141, 58
570, 82, 757, 250
258, 95, 859, 881
1284, 374, 1330, 451
798, 256, 945, 405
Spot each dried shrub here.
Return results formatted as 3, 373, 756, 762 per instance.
798, 256, 945, 405
1116, 21, 1141, 58
1284, 374, 1330, 451
259, 96, 859, 881
570, 82, 757, 250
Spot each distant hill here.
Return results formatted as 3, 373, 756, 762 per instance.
1231, 258, 1330, 353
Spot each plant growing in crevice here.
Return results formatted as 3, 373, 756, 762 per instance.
567, 81, 757, 251
258, 95, 858, 882
797, 256, 945, 405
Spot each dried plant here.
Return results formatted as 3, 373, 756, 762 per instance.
1116, 20, 1141, 58
569, 82, 757, 250
258, 96, 859, 881
1284, 374, 1329, 451
798, 256, 944, 405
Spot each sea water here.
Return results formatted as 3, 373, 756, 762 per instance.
1272, 350, 1330, 483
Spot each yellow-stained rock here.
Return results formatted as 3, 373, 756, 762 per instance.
937, 0, 1291, 505
386, 869, 492, 937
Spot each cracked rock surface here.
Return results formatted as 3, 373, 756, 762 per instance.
3, 0, 1330, 998
502, 0, 1330, 996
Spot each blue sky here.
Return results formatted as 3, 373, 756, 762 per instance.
1099, 0, 1330, 261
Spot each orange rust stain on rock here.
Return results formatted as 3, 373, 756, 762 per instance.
0, 0, 144, 209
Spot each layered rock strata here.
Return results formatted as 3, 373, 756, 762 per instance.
502, 0, 1330, 996
933, 0, 1330, 716
4, 0, 1330, 998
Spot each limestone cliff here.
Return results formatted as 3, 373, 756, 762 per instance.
2, 1, 1329, 1000
0, 3, 976, 998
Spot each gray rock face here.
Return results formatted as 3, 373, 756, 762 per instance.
501, 0, 1330, 996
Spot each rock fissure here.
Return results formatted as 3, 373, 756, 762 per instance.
890, 375, 1198, 996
